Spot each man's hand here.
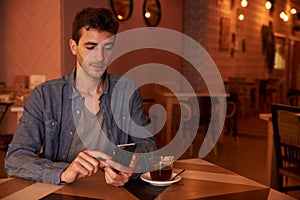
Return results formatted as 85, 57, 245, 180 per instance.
104, 155, 137, 186
60, 150, 111, 183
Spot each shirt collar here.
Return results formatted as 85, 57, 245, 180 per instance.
68, 68, 110, 100
102, 71, 110, 95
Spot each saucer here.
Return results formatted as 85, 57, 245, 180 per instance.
140, 172, 182, 186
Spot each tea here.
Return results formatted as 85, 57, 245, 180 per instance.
150, 166, 172, 181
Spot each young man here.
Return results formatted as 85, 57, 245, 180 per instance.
5, 7, 156, 186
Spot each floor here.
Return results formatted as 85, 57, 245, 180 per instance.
178, 115, 300, 199
1, 114, 300, 199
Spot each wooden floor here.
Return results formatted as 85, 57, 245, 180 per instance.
179, 114, 300, 199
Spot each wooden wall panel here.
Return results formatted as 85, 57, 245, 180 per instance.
0, 0, 61, 87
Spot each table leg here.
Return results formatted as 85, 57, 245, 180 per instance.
165, 100, 173, 143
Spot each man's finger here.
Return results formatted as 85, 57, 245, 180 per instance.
85, 150, 112, 161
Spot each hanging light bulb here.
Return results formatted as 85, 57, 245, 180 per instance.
238, 13, 245, 21
117, 15, 124, 20
241, 0, 248, 8
265, 1, 272, 10
290, 8, 297, 15
280, 11, 286, 19
280, 11, 289, 22
145, 12, 151, 19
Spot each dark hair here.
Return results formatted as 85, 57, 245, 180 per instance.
72, 7, 119, 44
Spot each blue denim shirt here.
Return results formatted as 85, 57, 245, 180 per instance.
5, 70, 156, 184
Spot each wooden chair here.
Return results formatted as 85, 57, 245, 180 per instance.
271, 103, 300, 192
224, 93, 238, 139
287, 88, 300, 107
177, 96, 214, 156
0, 102, 14, 151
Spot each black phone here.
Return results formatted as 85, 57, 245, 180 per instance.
111, 143, 137, 173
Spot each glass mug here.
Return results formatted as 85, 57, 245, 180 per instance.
150, 156, 174, 181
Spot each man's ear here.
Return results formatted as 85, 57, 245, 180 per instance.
69, 39, 77, 55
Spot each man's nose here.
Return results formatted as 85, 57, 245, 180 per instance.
95, 46, 104, 61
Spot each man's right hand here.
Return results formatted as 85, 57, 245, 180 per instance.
60, 150, 111, 183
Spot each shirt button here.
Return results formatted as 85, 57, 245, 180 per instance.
51, 122, 55, 126
122, 117, 126, 120
69, 131, 73, 135
77, 110, 80, 114
62, 155, 66, 159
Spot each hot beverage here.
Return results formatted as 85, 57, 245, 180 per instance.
150, 166, 172, 181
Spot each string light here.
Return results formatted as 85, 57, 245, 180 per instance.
265, 1, 272, 10
238, 13, 245, 21
280, 11, 289, 22
290, 8, 297, 15
241, 0, 248, 8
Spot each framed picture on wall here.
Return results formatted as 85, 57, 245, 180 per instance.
219, 17, 230, 51
274, 36, 286, 69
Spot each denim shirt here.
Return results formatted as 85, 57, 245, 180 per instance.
5, 70, 156, 184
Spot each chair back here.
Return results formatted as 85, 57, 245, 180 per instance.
271, 104, 300, 191
287, 89, 300, 106
0, 102, 14, 151
272, 104, 300, 167
0, 102, 13, 125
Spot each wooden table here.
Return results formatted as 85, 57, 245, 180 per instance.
156, 92, 228, 143
259, 113, 278, 189
10, 105, 24, 125
0, 158, 295, 199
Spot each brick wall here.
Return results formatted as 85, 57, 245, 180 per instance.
183, 0, 300, 95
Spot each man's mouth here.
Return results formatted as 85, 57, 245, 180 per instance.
90, 63, 106, 69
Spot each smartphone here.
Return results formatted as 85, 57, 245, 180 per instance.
96, 143, 137, 173
112, 143, 137, 167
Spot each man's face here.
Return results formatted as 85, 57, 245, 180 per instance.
70, 28, 114, 80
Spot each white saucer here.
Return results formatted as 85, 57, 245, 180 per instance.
140, 172, 182, 186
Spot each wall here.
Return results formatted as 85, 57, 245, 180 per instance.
183, 0, 300, 92
61, 0, 183, 99
0, 0, 61, 87
0, 0, 183, 97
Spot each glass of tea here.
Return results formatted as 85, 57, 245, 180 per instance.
150, 156, 174, 181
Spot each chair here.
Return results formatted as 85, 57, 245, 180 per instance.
287, 88, 300, 107
0, 102, 14, 151
225, 77, 247, 118
271, 103, 300, 192
224, 93, 238, 139
0, 82, 6, 88
176, 96, 212, 156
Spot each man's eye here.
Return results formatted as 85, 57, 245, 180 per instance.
86, 46, 96, 50
104, 44, 113, 51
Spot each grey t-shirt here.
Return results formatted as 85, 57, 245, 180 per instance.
67, 105, 112, 162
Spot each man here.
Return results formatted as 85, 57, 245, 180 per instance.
5, 7, 156, 187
